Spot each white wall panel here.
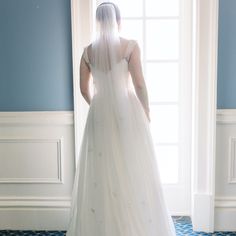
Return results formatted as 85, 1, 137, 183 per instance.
0, 138, 63, 183
0, 112, 75, 230
215, 109, 236, 231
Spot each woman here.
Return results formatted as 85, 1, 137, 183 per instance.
66, 2, 176, 236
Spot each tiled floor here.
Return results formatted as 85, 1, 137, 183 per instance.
0, 216, 235, 236
173, 216, 236, 236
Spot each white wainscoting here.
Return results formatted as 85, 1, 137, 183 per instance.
215, 109, 236, 231
2, 109, 236, 231
0, 112, 75, 230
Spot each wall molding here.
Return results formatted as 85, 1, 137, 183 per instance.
0, 137, 64, 184
191, 0, 219, 232
217, 109, 236, 124
215, 196, 236, 208
214, 197, 236, 231
215, 109, 236, 231
0, 111, 74, 126
228, 136, 236, 184
0, 197, 71, 230
71, 0, 93, 166
192, 193, 215, 232
216, 109, 236, 184
0, 196, 71, 209
0, 111, 75, 229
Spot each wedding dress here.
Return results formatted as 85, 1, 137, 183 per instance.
66, 40, 177, 236
66, 3, 176, 236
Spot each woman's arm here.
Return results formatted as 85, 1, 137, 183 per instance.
80, 53, 92, 105
128, 42, 150, 122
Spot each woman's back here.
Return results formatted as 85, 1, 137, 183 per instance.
82, 38, 138, 98
85, 37, 135, 67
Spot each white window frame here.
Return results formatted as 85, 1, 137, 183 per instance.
109, 0, 192, 216
70, 0, 219, 232
191, 0, 219, 232
70, 0, 94, 166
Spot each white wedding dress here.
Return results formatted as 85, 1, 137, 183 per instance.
66, 40, 176, 236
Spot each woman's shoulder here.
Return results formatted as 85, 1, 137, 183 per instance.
83, 38, 139, 58
120, 37, 139, 56
120, 37, 138, 46
121, 38, 139, 55
83, 43, 92, 52
84, 38, 137, 47
82, 43, 93, 63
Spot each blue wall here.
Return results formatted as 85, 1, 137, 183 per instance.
217, 0, 236, 109
0, 0, 73, 111
0, 0, 235, 110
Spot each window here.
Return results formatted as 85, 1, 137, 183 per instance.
113, 0, 182, 184
72, 0, 218, 219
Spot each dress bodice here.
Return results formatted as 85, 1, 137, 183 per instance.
82, 40, 137, 97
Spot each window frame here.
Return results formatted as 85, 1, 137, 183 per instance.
120, 0, 187, 185
70, 0, 219, 231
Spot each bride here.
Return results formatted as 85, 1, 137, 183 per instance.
66, 2, 177, 235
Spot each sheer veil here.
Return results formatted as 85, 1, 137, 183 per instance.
91, 3, 121, 72
88, 3, 130, 123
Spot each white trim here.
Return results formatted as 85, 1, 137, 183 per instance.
0, 137, 64, 184
0, 196, 71, 209
70, 0, 80, 166
191, 0, 219, 232
228, 137, 236, 184
0, 197, 71, 230
70, 0, 94, 166
215, 196, 236, 208
214, 197, 236, 231
217, 109, 236, 124
0, 111, 74, 229
192, 193, 215, 231
0, 111, 73, 126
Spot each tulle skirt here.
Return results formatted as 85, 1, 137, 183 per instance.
66, 91, 176, 236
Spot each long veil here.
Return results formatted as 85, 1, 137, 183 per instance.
89, 3, 131, 129
91, 3, 121, 72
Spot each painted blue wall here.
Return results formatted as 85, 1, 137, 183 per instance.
217, 0, 236, 109
0, 0, 73, 111
1, 0, 234, 110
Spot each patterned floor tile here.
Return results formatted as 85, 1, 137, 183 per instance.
0, 217, 235, 235
173, 216, 236, 236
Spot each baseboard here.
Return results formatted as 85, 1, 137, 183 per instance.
191, 193, 214, 232
214, 196, 236, 231
0, 197, 71, 230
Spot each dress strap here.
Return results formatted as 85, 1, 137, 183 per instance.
82, 47, 90, 65
124, 40, 138, 62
